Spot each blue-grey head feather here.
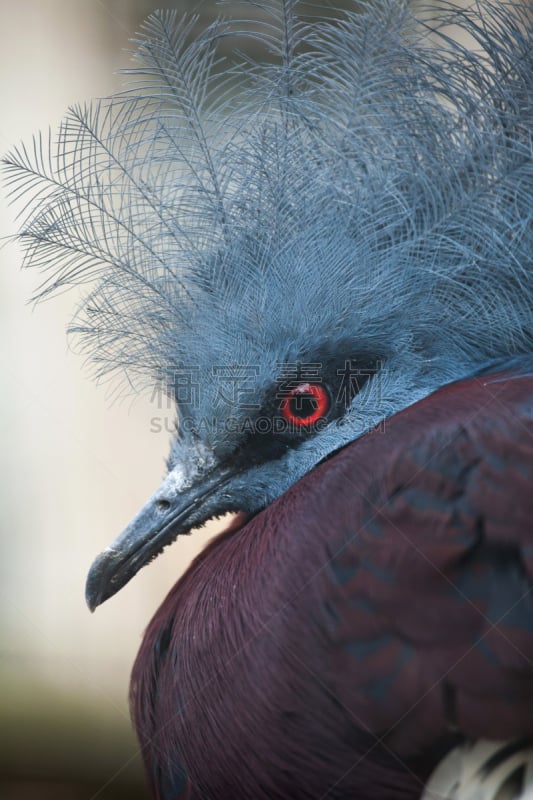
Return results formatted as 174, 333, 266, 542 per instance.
4, 0, 533, 530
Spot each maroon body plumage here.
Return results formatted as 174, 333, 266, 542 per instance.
131, 360, 533, 799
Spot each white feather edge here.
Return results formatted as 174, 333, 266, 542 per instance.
423, 740, 533, 800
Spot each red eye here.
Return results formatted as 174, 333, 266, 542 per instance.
280, 383, 330, 426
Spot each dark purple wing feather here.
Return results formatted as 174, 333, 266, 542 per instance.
131, 359, 533, 799
321, 361, 533, 756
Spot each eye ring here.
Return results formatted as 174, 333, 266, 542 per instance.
280, 383, 330, 426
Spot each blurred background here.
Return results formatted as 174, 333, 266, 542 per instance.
0, 1, 475, 798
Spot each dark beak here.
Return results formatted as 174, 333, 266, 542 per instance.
85, 467, 235, 611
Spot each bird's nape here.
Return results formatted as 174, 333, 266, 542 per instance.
4, 0, 533, 798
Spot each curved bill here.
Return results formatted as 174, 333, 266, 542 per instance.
85, 468, 235, 611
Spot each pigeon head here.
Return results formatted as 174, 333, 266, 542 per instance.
4, 1, 533, 608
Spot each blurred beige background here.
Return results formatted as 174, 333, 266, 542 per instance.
0, 1, 472, 798
0, 2, 223, 798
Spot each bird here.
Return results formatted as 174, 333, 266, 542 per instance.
4, 0, 533, 797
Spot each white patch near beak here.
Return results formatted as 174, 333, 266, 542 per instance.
159, 441, 217, 500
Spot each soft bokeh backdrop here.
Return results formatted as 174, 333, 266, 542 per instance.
1, 3, 224, 797
0, 1, 472, 798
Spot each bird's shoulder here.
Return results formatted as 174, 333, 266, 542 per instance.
309, 357, 533, 754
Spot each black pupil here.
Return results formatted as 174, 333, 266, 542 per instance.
290, 393, 318, 419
